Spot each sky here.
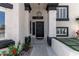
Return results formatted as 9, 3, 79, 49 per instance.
0, 11, 5, 25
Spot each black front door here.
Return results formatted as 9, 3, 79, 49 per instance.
36, 21, 44, 38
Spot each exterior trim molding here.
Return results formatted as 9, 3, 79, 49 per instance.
56, 18, 69, 21
24, 3, 31, 12
46, 3, 58, 11
0, 3, 13, 9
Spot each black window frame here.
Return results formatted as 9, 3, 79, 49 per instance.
30, 21, 31, 34
56, 27, 69, 37
56, 5, 69, 21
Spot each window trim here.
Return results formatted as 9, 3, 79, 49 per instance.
56, 27, 69, 37
56, 5, 69, 21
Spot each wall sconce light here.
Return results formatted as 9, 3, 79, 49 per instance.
76, 16, 79, 20
76, 18, 79, 20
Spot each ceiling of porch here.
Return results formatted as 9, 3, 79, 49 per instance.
30, 3, 47, 10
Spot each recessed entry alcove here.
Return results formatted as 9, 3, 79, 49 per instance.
30, 3, 48, 39
32, 11, 43, 19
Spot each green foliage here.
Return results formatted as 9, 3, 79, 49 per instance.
8, 45, 17, 56
7, 36, 31, 56
0, 50, 7, 56
25, 36, 31, 45
8, 41, 21, 56
22, 36, 31, 51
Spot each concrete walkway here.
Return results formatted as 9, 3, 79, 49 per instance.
31, 44, 48, 56
30, 38, 56, 56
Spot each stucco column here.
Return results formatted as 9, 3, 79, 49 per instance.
46, 3, 58, 46
48, 10, 56, 37
24, 10, 30, 37
24, 3, 31, 38
47, 10, 56, 46
19, 3, 25, 45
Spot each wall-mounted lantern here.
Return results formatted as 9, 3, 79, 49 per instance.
76, 16, 79, 20
76, 18, 79, 20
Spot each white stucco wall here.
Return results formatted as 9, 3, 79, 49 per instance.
52, 38, 79, 56
5, 3, 26, 47
5, 4, 20, 46
57, 3, 79, 38
5, 8, 14, 40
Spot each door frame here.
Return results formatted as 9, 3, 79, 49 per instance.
31, 20, 44, 38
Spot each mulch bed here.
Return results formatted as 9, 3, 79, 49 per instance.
19, 47, 32, 56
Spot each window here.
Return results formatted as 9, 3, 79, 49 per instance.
56, 6, 69, 21
0, 11, 5, 38
32, 22, 35, 35
56, 27, 68, 37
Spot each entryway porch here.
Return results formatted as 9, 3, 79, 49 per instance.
30, 38, 57, 56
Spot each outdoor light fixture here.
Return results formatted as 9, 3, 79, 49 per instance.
36, 11, 42, 16
76, 16, 79, 20
76, 18, 79, 20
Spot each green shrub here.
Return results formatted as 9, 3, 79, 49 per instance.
8, 41, 21, 56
